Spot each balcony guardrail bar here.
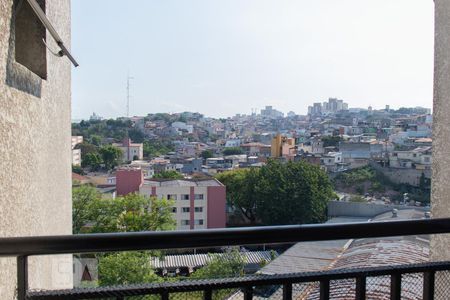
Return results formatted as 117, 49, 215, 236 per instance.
1, 218, 450, 300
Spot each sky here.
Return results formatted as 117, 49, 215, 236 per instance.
71, 0, 434, 119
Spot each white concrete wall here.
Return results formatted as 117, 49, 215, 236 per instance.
0, 0, 73, 298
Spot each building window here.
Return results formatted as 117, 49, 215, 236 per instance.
171, 207, 177, 213
195, 219, 204, 225
181, 194, 190, 200
181, 220, 190, 226
182, 207, 190, 213
14, 0, 47, 79
167, 194, 177, 200
194, 194, 204, 200
194, 207, 203, 213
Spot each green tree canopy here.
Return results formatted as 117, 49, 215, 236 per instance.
223, 147, 243, 156
99, 145, 123, 170
98, 251, 161, 286
190, 249, 245, 279
82, 152, 102, 171
216, 168, 260, 224
201, 150, 213, 159
73, 187, 176, 234
217, 160, 336, 225
153, 170, 184, 180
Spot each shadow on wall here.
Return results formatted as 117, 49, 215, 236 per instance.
5, 0, 43, 98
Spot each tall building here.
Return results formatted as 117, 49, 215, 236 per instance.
271, 134, 296, 158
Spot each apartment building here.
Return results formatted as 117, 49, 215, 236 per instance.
140, 179, 226, 230
71, 136, 83, 166
114, 168, 226, 230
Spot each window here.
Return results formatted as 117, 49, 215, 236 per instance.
181, 194, 190, 200
171, 207, 177, 213
167, 194, 177, 200
14, 0, 47, 79
195, 207, 203, 213
194, 194, 204, 200
182, 207, 190, 213
195, 219, 204, 225
181, 220, 189, 226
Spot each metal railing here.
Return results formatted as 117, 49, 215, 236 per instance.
2, 218, 450, 300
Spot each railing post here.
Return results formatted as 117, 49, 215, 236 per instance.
283, 283, 292, 300
17, 256, 28, 300
355, 276, 366, 300
390, 273, 401, 300
203, 288, 212, 300
243, 287, 253, 300
161, 290, 169, 300
320, 279, 330, 300
423, 271, 435, 300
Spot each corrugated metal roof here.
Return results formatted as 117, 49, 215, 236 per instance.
151, 251, 277, 269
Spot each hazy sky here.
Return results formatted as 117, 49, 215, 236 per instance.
71, 0, 434, 119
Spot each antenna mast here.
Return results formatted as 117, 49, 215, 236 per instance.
126, 74, 134, 118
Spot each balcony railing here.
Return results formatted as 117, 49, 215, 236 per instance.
2, 218, 450, 300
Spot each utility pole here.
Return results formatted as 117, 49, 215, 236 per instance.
126, 74, 134, 118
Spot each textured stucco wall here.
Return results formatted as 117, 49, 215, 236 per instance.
0, 0, 73, 298
431, 0, 450, 262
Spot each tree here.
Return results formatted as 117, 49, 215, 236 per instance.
75, 142, 98, 156
98, 251, 161, 286
72, 164, 84, 175
75, 193, 176, 234
256, 160, 336, 225
73, 190, 176, 286
216, 168, 259, 224
190, 249, 245, 279
99, 145, 122, 170
321, 136, 342, 148
73, 185, 100, 234
217, 160, 336, 226
153, 170, 184, 180
201, 150, 213, 159
223, 147, 243, 156
82, 152, 102, 171
90, 135, 102, 146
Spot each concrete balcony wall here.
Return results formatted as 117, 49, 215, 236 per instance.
0, 0, 72, 298
432, 0, 450, 262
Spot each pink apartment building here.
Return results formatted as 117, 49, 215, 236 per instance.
115, 168, 226, 230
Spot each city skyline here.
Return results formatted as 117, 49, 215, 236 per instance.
72, 0, 434, 119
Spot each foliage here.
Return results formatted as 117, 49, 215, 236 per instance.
349, 195, 366, 203
321, 135, 342, 148
73, 188, 176, 234
75, 142, 98, 156
336, 167, 375, 186
255, 160, 336, 225
143, 141, 174, 158
72, 164, 84, 175
201, 150, 213, 159
190, 249, 245, 279
82, 152, 102, 171
223, 147, 243, 156
128, 128, 145, 143
98, 251, 161, 286
217, 160, 336, 225
153, 170, 184, 179
90, 135, 102, 146
216, 168, 260, 224
72, 185, 100, 234
99, 145, 123, 169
